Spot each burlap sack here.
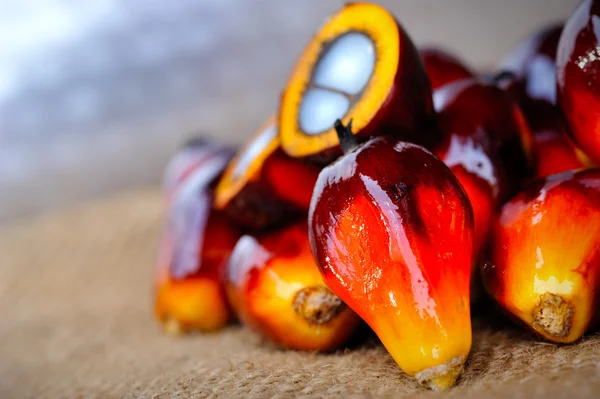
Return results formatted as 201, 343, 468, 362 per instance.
1, 190, 598, 399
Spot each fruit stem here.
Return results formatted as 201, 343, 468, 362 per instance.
293, 285, 345, 325
532, 292, 574, 339
334, 119, 358, 154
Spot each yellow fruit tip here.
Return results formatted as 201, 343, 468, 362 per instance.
532, 292, 574, 340
414, 356, 465, 391
162, 317, 185, 336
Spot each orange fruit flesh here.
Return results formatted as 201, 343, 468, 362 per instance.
215, 116, 319, 214
214, 116, 279, 210
279, 3, 400, 159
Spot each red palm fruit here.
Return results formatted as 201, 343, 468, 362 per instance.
155, 141, 241, 334
225, 222, 360, 351
279, 3, 437, 164
483, 168, 600, 343
534, 129, 594, 178
309, 121, 473, 390
434, 79, 535, 199
214, 116, 320, 231
419, 47, 474, 90
557, 0, 600, 163
499, 24, 563, 131
432, 79, 535, 273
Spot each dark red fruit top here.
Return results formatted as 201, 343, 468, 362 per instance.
434, 79, 534, 199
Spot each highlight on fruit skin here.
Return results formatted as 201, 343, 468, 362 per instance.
483, 168, 600, 343
534, 129, 594, 178
279, 2, 436, 163
419, 47, 474, 90
155, 142, 240, 335
556, 0, 600, 163
214, 116, 320, 231
224, 222, 360, 351
434, 78, 535, 199
309, 124, 473, 390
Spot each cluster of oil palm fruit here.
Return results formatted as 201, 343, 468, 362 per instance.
153, 2, 600, 391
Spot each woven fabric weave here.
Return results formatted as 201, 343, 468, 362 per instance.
0, 190, 598, 399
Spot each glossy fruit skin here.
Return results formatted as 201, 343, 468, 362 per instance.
420, 47, 474, 90
156, 211, 240, 333
155, 142, 240, 333
557, 0, 600, 163
222, 150, 320, 231
499, 24, 563, 132
434, 79, 535, 200
225, 222, 360, 351
534, 129, 594, 178
432, 150, 496, 267
309, 136, 473, 385
483, 168, 600, 343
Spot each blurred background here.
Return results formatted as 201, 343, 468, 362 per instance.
0, 0, 579, 224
